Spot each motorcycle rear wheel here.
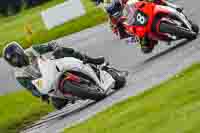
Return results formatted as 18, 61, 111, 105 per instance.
62, 80, 106, 101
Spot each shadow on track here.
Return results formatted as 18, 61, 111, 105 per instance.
23, 101, 96, 131
23, 91, 116, 131
130, 39, 193, 74
57, 91, 116, 120
57, 102, 95, 120
144, 39, 191, 63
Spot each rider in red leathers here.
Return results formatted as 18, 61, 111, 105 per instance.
95, 0, 183, 53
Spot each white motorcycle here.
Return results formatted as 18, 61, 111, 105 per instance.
32, 56, 127, 110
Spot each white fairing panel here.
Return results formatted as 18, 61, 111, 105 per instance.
33, 57, 86, 94
32, 57, 115, 95
100, 70, 115, 92
55, 57, 115, 91
32, 58, 61, 94
155, 5, 192, 30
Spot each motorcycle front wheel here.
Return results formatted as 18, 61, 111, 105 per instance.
159, 22, 197, 40
51, 97, 69, 110
106, 68, 126, 90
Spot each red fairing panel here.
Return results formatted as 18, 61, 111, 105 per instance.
123, 1, 172, 39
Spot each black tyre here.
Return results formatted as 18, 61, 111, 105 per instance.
51, 97, 69, 110
62, 80, 106, 101
107, 68, 126, 90
191, 23, 199, 34
188, 19, 199, 34
159, 22, 197, 40
141, 46, 154, 54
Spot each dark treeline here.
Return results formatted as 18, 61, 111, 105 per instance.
0, 0, 51, 16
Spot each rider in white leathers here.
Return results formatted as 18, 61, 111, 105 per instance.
3, 41, 105, 102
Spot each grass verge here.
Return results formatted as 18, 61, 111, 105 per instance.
64, 63, 200, 133
0, 90, 54, 133
0, 0, 65, 50
0, 0, 107, 55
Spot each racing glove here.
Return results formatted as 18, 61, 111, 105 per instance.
48, 40, 59, 50
41, 94, 50, 104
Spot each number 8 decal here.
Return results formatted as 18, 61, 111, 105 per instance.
136, 13, 145, 25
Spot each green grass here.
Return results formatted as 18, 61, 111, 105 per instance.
0, 0, 65, 47
63, 63, 200, 133
0, 90, 54, 133
0, 0, 107, 55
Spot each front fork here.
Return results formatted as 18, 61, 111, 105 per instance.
171, 8, 193, 30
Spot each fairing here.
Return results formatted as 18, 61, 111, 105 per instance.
32, 57, 115, 95
122, 1, 193, 40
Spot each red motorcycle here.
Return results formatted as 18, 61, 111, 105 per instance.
120, 1, 199, 50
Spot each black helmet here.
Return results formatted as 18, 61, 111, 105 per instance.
3, 42, 29, 68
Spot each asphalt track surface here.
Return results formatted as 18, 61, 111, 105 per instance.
3, 0, 200, 132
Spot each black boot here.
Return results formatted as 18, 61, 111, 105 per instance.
140, 37, 156, 54
117, 22, 131, 39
